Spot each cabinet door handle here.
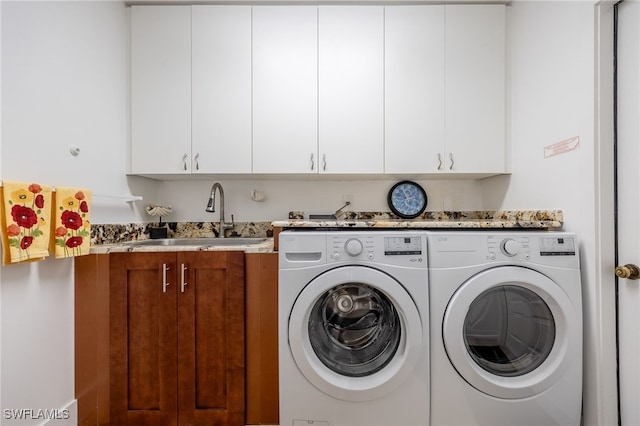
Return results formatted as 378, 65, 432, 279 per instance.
437, 153, 442, 171
180, 264, 188, 293
194, 153, 199, 171
449, 153, 454, 170
162, 263, 170, 293
182, 153, 188, 171
322, 154, 327, 171
310, 153, 315, 171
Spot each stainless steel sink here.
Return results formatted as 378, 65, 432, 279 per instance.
123, 237, 268, 247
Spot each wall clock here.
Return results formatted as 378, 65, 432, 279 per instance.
387, 181, 428, 219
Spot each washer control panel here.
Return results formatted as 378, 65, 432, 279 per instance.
328, 233, 425, 266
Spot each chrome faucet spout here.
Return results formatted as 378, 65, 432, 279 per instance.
205, 183, 233, 238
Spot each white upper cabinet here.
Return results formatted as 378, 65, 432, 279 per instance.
130, 5, 506, 178
252, 6, 318, 174
385, 6, 445, 174
444, 5, 506, 174
130, 6, 191, 174
318, 6, 384, 174
192, 6, 251, 174
385, 4, 506, 176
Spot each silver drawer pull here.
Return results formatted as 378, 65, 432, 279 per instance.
181, 264, 188, 293
162, 263, 170, 293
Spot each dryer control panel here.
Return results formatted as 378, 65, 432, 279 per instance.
427, 232, 580, 269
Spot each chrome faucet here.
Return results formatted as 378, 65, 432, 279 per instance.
205, 182, 234, 238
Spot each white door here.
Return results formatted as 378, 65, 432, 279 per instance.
616, 1, 640, 424
192, 6, 252, 174
444, 5, 506, 174
252, 6, 318, 174
318, 6, 384, 174
130, 6, 191, 174
385, 6, 445, 174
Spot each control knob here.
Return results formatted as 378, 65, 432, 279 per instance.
344, 238, 364, 256
501, 238, 521, 256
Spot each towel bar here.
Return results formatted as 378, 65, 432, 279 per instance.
0, 181, 143, 203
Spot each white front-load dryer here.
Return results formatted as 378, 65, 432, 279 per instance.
279, 230, 430, 426
427, 231, 582, 426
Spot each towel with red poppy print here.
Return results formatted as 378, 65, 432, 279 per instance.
53, 187, 91, 259
0, 181, 54, 265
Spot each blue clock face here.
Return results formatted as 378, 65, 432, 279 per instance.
388, 181, 427, 219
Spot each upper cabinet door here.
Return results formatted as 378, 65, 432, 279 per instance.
445, 5, 506, 174
385, 6, 445, 174
318, 6, 384, 174
131, 6, 191, 174
253, 6, 318, 174
192, 6, 252, 174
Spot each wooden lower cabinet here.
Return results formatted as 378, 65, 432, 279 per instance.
76, 251, 245, 426
244, 253, 279, 425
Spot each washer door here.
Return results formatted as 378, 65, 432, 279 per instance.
443, 266, 578, 399
289, 265, 423, 402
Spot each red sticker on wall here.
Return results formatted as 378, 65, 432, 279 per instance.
544, 136, 580, 158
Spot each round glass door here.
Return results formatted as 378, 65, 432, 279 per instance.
308, 283, 401, 377
289, 266, 423, 402
443, 266, 578, 399
464, 285, 555, 377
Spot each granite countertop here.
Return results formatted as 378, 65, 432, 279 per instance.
89, 221, 275, 254
88, 210, 562, 254
273, 210, 563, 229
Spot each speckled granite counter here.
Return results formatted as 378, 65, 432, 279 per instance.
89, 221, 274, 254
89, 211, 562, 254
273, 210, 563, 229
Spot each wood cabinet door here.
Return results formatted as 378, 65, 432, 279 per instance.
177, 251, 245, 426
245, 253, 279, 425
130, 6, 191, 174
109, 252, 178, 426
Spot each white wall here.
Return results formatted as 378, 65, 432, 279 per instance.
0, 1, 142, 423
482, 1, 616, 424
157, 178, 485, 222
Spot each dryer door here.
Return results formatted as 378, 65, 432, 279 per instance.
289, 265, 423, 402
443, 266, 579, 399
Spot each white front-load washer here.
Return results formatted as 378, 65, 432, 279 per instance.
427, 231, 582, 426
279, 230, 430, 426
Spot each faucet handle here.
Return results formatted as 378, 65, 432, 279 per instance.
224, 214, 235, 230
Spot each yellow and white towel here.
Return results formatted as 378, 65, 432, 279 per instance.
0, 181, 54, 265
53, 187, 92, 259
